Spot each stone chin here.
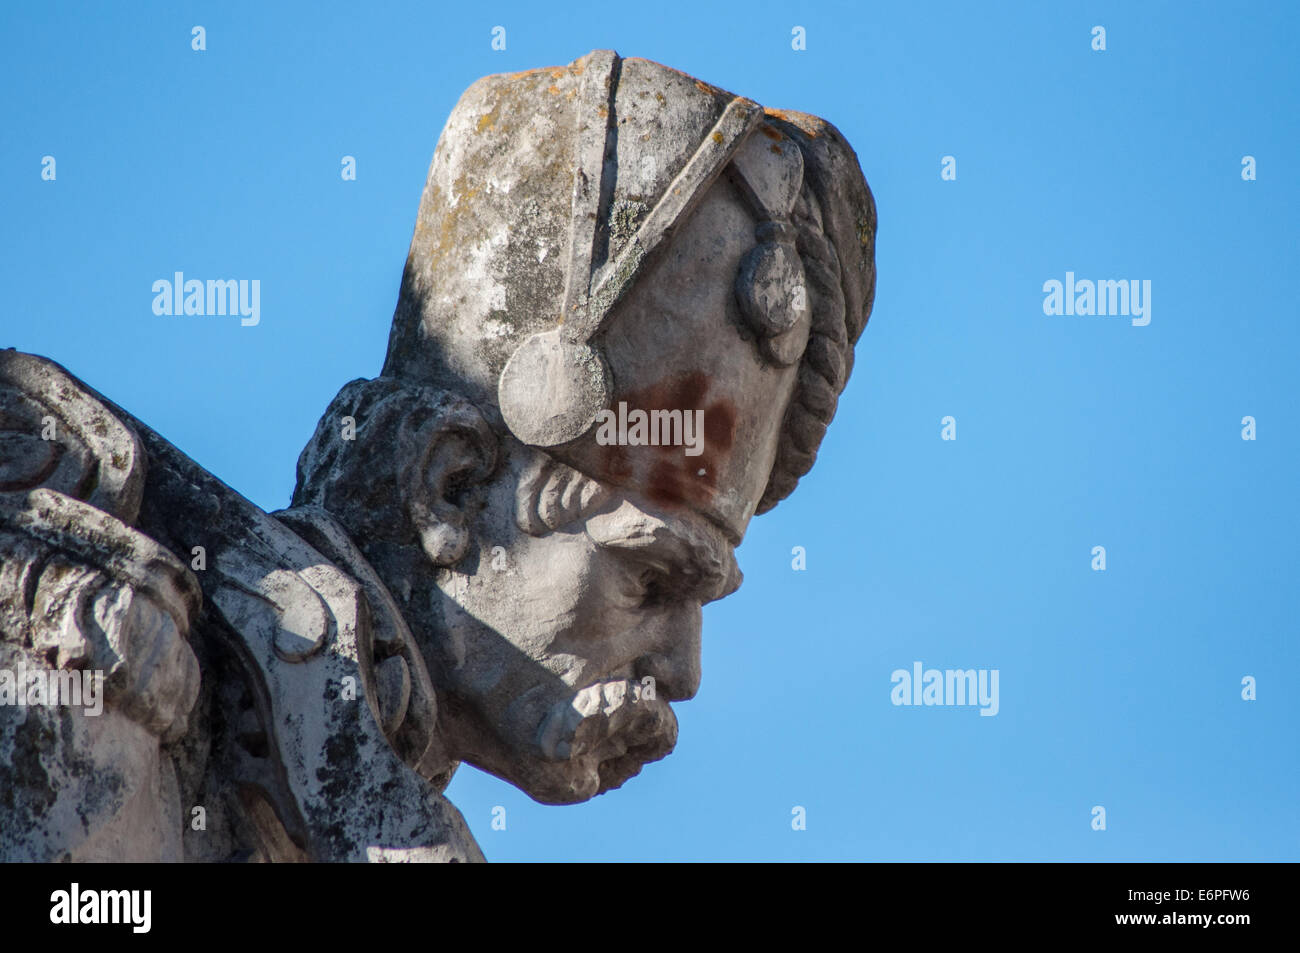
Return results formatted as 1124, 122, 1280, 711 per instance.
505, 677, 680, 804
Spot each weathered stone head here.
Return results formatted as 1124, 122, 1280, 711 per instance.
294, 50, 876, 803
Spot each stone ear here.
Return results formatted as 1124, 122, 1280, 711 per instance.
397, 405, 497, 567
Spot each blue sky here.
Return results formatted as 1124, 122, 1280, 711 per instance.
2, 0, 1296, 860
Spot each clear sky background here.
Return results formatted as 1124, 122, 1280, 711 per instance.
2, 1, 1296, 860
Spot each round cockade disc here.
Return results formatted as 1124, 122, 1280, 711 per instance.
498, 329, 613, 448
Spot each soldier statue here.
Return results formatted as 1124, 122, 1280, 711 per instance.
0, 50, 876, 861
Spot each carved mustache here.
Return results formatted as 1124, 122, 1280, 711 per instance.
536, 678, 678, 764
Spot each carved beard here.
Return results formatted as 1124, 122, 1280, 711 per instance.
512, 677, 679, 803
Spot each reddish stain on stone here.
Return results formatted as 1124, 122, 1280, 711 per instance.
704, 402, 735, 450
673, 371, 710, 409
596, 371, 737, 509
603, 443, 632, 482
646, 460, 690, 506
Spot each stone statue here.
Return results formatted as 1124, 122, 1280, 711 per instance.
0, 50, 876, 862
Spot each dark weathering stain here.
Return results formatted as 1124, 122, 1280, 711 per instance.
598, 371, 737, 508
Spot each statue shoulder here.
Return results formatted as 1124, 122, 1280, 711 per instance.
0, 350, 481, 863
0, 349, 200, 860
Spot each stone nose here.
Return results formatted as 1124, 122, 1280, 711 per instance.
632, 604, 702, 702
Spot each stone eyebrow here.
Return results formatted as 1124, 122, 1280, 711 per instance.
514, 455, 743, 600
585, 503, 741, 603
